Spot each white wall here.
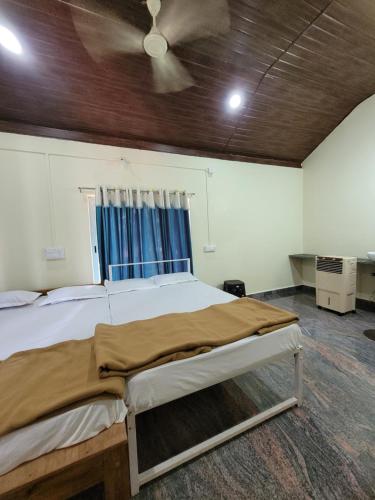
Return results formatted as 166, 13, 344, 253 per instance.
0, 132, 303, 292
303, 94, 375, 299
5, 94, 375, 297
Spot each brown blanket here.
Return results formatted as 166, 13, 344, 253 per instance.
0, 339, 125, 438
95, 297, 298, 377
0, 298, 297, 438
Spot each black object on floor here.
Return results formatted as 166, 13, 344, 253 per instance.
223, 280, 246, 297
363, 329, 375, 341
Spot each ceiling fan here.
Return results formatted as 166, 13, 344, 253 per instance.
69, 0, 230, 94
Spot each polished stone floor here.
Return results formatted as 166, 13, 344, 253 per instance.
75, 292, 375, 500
134, 292, 375, 500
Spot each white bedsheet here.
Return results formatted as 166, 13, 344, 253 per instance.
108, 280, 234, 324
0, 399, 126, 476
0, 297, 111, 360
0, 297, 126, 476
108, 282, 303, 413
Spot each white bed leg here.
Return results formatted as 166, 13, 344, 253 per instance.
129, 350, 304, 492
127, 410, 140, 496
294, 348, 303, 407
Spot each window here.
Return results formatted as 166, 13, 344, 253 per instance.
87, 195, 101, 284
91, 187, 193, 281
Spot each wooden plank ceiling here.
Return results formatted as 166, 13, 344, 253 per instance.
0, 0, 374, 167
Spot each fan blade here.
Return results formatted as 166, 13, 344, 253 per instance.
70, 0, 145, 62
151, 52, 194, 93
147, 0, 161, 19
158, 0, 230, 47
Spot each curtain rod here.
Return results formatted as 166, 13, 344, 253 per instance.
78, 187, 196, 196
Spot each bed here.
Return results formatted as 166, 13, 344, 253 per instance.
105, 269, 303, 496
0, 269, 303, 498
0, 297, 126, 477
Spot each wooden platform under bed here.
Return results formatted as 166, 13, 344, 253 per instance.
0, 423, 130, 500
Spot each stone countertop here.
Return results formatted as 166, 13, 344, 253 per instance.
289, 254, 375, 266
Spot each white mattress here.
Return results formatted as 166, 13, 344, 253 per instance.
108, 282, 303, 413
0, 297, 126, 476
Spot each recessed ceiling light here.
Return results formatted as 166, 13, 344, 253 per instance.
228, 93, 242, 109
0, 26, 22, 55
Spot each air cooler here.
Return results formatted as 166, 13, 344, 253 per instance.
316, 256, 357, 314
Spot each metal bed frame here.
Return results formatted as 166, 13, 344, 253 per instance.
108, 259, 304, 497
109, 258, 191, 281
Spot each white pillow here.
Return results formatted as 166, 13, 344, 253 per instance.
0, 290, 41, 309
152, 272, 198, 287
104, 278, 157, 295
38, 285, 106, 306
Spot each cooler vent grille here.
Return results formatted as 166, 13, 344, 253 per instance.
316, 257, 343, 274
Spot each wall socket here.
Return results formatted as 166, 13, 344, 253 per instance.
44, 247, 65, 260
203, 244, 216, 253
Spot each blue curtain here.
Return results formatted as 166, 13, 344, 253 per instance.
96, 188, 193, 280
